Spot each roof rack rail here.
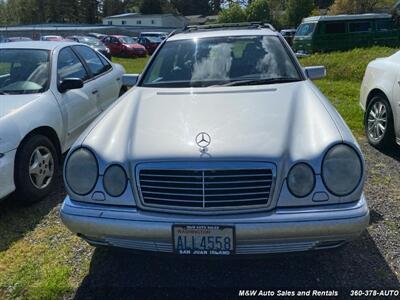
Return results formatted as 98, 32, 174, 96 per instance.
184, 22, 276, 32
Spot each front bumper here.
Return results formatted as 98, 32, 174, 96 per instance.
0, 149, 16, 200
61, 195, 369, 255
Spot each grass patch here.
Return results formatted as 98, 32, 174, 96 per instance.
113, 57, 149, 74
300, 47, 398, 82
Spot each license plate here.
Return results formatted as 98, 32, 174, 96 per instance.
173, 225, 235, 255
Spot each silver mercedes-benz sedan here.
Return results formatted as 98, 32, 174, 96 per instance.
61, 24, 369, 256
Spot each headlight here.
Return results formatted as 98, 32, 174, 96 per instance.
65, 148, 98, 195
103, 165, 127, 197
322, 144, 362, 196
287, 163, 315, 198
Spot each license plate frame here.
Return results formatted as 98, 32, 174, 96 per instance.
172, 225, 235, 256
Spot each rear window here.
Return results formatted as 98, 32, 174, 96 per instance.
325, 23, 346, 34
295, 23, 316, 36
349, 22, 371, 33
376, 20, 394, 32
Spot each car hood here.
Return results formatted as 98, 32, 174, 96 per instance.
82, 81, 345, 174
0, 93, 42, 120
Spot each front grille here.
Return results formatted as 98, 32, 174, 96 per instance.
137, 163, 274, 212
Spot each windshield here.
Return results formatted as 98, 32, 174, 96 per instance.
79, 36, 102, 46
119, 37, 136, 44
295, 23, 316, 37
141, 35, 301, 88
0, 49, 50, 94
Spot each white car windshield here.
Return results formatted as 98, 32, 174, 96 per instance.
0, 49, 50, 95
141, 35, 301, 88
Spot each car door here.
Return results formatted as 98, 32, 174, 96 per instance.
55, 47, 101, 147
110, 37, 123, 55
73, 45, 120, 111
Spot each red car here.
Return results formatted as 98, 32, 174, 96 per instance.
137, 36, 162, 55
102, 35, 147, 58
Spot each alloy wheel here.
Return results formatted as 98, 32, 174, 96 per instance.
28, 146, 55, 190
367, 101, 388, 142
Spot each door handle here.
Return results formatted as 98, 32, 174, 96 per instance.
116, 77, 121, 81
92, 89, 98, 95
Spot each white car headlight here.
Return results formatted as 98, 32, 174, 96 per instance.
322, 144, 362, 196
103, 165, 127, 197
287, 163, 315, 198
65, 148, 98, 195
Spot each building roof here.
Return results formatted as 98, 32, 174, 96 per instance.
104, 13, 181, 19
303, 13, 393, 23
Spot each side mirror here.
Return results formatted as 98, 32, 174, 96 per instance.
122, 74, 139, 87
59, 78, 84, 93
304, 66, 326, 80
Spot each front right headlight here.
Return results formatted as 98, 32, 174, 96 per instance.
322, 144, 363, 196
65, 148, 98, 195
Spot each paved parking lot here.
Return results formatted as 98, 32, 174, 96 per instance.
0, 140, 399, 300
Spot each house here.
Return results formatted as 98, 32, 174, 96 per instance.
185, 15, 219, 26
102, 13, 187, 28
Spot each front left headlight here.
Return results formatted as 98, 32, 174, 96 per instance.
287, 163, 315, 198
65, 148, 98, 195
322, 144, 362, 196
103, 165, 127, 197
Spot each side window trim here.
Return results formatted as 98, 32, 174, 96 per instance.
72, 45, 113, 81
71, 45, 94, 80
57, 46, 90, 86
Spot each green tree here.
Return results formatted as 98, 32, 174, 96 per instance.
246, 0, 271, 23
328, 0, 393, 15
139, 0, 162, 14
218, 3, 247, 23
286, 0, 314, 26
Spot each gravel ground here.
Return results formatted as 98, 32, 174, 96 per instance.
0, 140, 399, 300
72, 139, 400, 300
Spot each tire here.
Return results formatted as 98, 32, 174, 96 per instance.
14, 134, 59, 204
365, 95, 395, 150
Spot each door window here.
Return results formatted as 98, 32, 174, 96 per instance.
57, 47, 88, 82
73, 45, 108, 77
349, 22, 371, 33
325, 23, 346, 34
376, 20, 394, 32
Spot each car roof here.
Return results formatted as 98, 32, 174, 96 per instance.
303, 13, 392, 23
169, 28, 278, 41
0, 41, 80, 50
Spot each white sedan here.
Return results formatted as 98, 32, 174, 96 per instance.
0, 41, 125, 202
361, 51, 400, 149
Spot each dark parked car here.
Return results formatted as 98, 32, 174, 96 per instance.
66, 35, 111, 59
137, 36, 162, 55
102, 35, 147, 58
280, 29, 297, 46
87, 32, 107, 40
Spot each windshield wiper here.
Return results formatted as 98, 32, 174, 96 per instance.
0, 91, 9, 95
218, 77, 301, 87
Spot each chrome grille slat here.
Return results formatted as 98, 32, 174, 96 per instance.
141, 173, 272, 178
137, 164, 275, 212
141, 185, 271, 191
